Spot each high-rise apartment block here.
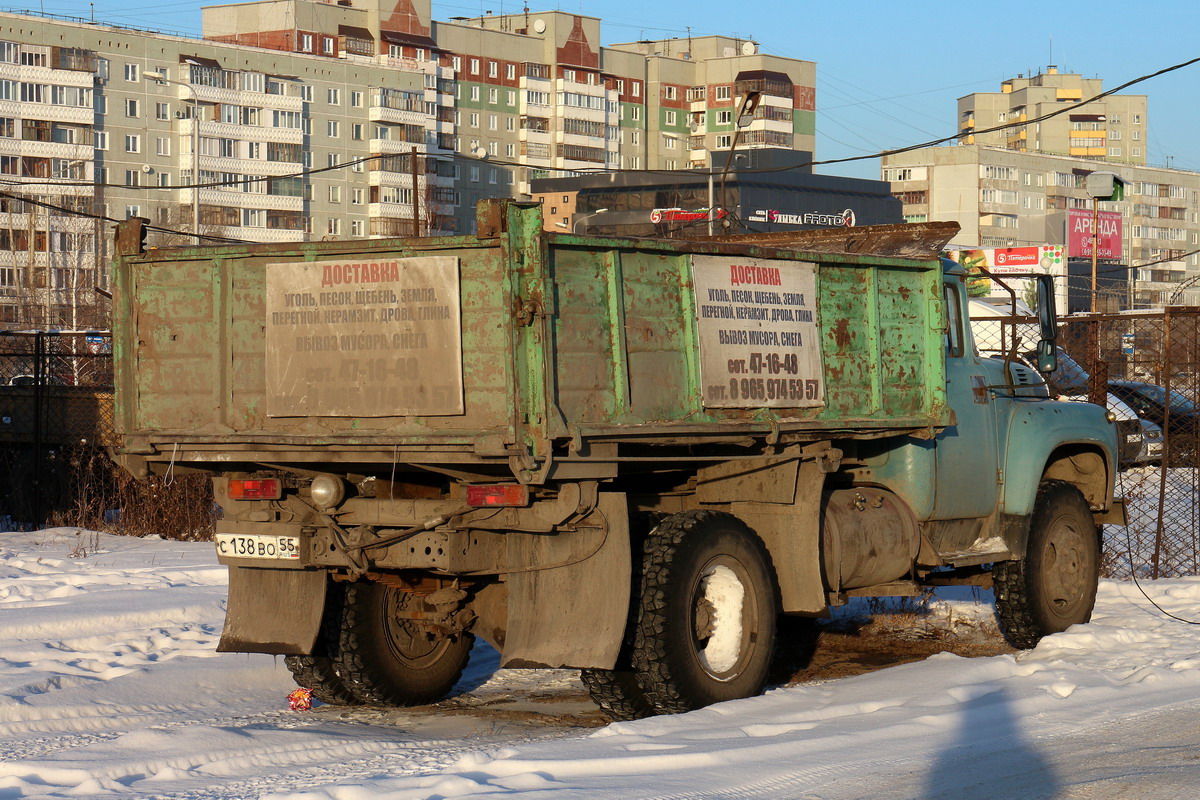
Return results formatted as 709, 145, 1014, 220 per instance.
958, 67, 1148, 165
0, 0, 816, 328
885, 67, 1199, 308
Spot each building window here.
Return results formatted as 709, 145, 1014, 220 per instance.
664, 85, 677, 100
488, 61, 498, 78
488, 114, 497, 130
327, 120, 340, 137
715, 85, 731, 100
125, 134, 141, 153
125, 205, 141, 218
665, 110, 676, 126
125, 98, 139, 117
95, 131, 108, 151
124, 63, 139, 82
663, 135, 677, 149
715, 134, 732, 148
452, 56, 461, 71
327, 153, 341, 167
351, 220, 364, 236
716, 110, 732, 125
488, 87, 498, 104
156, 137, 170, 156
327, 218, 341, 235
1132, 130, 1141, 141
352, 123, 364, 140
301, 34, 313, 52
351, 188, 363, 204
505, 143, 515, 157
323, 37, 335, 55
328, 185, 341, 202
300, 85, 313, 102
506, 63, 515, 80
632, 82, 641, 98
328, 88, 340, 105
470, 58, 480, 74
351, 91, 363, 107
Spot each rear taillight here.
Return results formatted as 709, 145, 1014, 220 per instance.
465, 484, 529, 507
228, 478, 282, 500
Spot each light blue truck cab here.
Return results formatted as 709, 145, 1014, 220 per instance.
845, 258, 1121, 648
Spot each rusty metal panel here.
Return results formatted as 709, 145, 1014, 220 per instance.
618, 249, 694, 421
114, 202, 950, 469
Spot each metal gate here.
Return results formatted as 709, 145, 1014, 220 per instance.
989, 310, 1200, 578
0, 331, 114, 528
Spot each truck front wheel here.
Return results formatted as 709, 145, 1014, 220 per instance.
994, 480, 1100, 649
632, 511, 778, 714
333, 582, 473, 706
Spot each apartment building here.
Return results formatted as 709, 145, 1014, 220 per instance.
0, 0, 818, 327
959, 66, 1148, 166
882, 145, 1200, 308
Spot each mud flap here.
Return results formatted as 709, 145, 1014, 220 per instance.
501, 492, 630, 670
216, 566, 327, 655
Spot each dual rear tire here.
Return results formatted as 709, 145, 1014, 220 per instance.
284, 581, 473, 707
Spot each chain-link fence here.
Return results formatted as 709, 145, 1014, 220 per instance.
0, 331, 114, 527
985, 310, 1200, 579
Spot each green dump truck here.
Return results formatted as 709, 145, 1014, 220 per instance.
111, 200, 1122, 718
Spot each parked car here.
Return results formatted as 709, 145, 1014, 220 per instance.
1056, 391, 1146, 469
1131, 416, 1165, 467
1108, 380, 1200, 463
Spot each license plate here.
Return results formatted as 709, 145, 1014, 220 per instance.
216, 533, 300, 560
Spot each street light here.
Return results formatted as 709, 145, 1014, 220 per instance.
570, 208, 608, 234
1084, 171, 1126, 312
714, 91, 761, 233
144, 71, 201, 244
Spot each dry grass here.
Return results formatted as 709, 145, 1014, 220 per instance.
46, 445, 215, 541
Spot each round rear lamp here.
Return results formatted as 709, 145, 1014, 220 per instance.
310, 475, 345, 509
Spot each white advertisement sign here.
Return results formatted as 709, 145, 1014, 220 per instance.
264, 257, 463, 417
692, 255, 824, 409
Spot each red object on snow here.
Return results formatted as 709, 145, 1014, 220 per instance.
288, 687, 313, 711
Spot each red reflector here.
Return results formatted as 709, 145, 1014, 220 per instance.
466, 484, 529, 507
228, 478, 282, 500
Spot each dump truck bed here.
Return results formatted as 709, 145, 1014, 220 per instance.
112, 201, 951, 478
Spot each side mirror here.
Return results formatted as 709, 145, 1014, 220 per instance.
1035, 274, 1057, 374
1036, 339, 1058, 374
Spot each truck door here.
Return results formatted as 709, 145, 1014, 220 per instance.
932, 280, 1000, 519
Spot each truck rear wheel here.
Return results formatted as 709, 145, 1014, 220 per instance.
333, 582, 473, 706
994, 480, 1100, 649
283, 581, 358, 706
632, 511, 778, 714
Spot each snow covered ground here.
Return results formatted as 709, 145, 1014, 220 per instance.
4, 528, 1200, 799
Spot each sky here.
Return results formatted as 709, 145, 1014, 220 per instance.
16, 0, 1200, 180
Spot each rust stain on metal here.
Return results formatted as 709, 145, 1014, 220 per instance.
833, 318, 854, 348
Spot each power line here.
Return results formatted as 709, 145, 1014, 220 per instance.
4, 54, 1200, 234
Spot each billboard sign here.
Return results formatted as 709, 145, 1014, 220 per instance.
1068, 208, 1123, 260
949, 245, 1067, 310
